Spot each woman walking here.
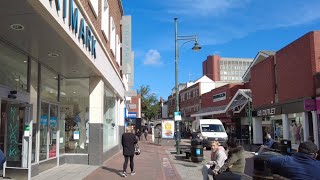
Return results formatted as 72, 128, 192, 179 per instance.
121, 127, 138, 177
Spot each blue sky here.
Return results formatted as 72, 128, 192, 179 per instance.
122, 0, 320, 99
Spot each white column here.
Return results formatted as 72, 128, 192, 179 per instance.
312, 111, 319, 147
253, 117, 263, 144
282, 114, 290, 140
119, 100, 125, 126
89, 77, 104, 124
152, 126, 155, 143
302, 112, 310, 142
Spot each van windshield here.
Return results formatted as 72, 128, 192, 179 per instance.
201, 124, 225, 132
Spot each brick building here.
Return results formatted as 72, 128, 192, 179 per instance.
191, 83, 251, 140
247, 31, 320, 147
203, 55, 253, 82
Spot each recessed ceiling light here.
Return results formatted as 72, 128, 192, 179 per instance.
10, 24, 24, 31
73, 91, 76, 94
23, 60, 27, 63
48, 52, 59, 58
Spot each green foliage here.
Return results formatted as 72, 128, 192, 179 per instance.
138, 85, 160, 121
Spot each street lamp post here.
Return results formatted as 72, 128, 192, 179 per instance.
174, 17, 201, 154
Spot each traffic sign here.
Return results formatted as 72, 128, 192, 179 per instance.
174, 111, 181, 121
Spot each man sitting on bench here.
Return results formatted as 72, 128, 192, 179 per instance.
254, 133, 275, 155
202, 141, 227, 180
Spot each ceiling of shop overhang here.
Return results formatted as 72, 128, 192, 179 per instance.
0, 0, 98, 79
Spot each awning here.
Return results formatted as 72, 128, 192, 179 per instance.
190, 105, 227, 117
191, 89, 252, 117
225, 89, 252, 113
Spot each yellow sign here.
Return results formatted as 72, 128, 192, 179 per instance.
165, 123, 171, 130
161, 120, 175, 139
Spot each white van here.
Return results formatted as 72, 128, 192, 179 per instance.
197, 119, 228, 149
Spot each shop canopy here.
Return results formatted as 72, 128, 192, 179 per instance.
191, 89, 252, 117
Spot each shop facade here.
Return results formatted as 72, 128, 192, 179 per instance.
249, 31, 320, 148
252, 101, 316, 149
0, 0, 132, 179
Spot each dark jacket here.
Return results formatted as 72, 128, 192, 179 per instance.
218, 146, 245, 175
266, 153, 320, 180
122, 133, 138, 156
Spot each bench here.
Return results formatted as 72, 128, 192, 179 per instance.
179, 145, 191, 158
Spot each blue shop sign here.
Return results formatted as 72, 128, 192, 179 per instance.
128, 112, 137, 118
40, 116, 48, 125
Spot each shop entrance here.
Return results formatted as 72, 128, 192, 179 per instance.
0, 100, 32, 179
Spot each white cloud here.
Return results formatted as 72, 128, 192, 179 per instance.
143, 49, 162, 65
167, 0, 250, 17
126, 0, 320, 54
160, 0, 320, 46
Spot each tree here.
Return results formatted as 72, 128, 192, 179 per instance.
138, 85, 159, 122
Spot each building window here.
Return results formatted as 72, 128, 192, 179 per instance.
103, 85, 117, 151
41, 66, 58, 102
195, 89, 199, 97
0, 41, 28, 92
101, 0, 109, 40
110, 17, 116, 54
89, 0, 99, 17
116, 35, 120, 65
60, 78, 89, 154
181, 93, 184, 101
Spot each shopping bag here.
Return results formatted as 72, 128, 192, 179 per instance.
134, 144, 140, 155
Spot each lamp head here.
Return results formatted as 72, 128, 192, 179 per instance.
192, 42, 201, 52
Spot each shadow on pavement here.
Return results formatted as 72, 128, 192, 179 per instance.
139, 149, 167, 155
174, 155, 195, 163
101, 166, 122, 177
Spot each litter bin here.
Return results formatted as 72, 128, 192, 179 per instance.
190, 138, 203, 163
279, 139, 291, 154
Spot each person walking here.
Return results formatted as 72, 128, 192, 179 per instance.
143, 124, 148, 141
121, 127, 138, 177
135, 129, 141, 141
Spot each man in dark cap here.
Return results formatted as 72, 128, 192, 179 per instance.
266, 141, 320, 180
